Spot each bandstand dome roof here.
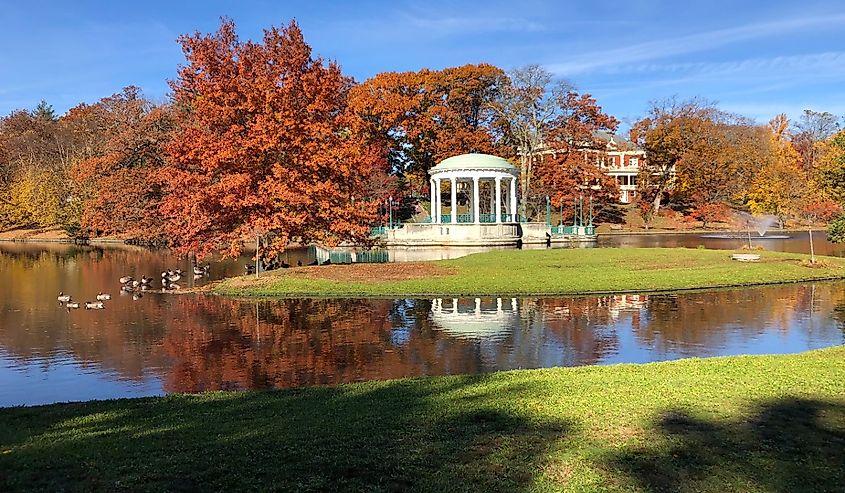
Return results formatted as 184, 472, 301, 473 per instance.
429, 153, 517, 174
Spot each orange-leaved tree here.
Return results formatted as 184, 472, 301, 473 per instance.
71, 87, 173, 241
348, 64, 505, 194
162, 19, 385, 259
532, 91, 619, 222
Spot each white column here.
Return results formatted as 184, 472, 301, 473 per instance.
430, 179, 436, 223
509, 177, 517, 220
495, 176, 502, 223
450, 177, 457, 224
433, 179, 439, 223
438, 179, 443, 223
472, 176, 480, 223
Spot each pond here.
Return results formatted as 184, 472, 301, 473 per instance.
597, 230, 845, 256
2, 240, 843, 407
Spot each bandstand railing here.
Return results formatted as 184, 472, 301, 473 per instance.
551, 225, 596, 236
456, 214, 473, 223
479, 213, 496, 223
440, 214, 451, 223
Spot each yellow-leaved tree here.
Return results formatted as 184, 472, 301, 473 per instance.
747, 114, 806, 227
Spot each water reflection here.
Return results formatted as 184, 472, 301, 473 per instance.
1, 243, 844, 407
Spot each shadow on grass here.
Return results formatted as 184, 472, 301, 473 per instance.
0, 376, 568, 492
607, 398, 845, 493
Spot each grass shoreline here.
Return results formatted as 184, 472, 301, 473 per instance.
2, 346, 843, 491
213, 247, 845, 298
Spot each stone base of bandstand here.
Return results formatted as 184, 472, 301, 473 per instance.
383, 222, 596, 247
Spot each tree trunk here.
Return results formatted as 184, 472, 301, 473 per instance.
255, 234, 261, 279
519, 152, 531, 221
651, 187, 664, 218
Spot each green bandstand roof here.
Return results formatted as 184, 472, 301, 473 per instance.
430, 153, 517, 173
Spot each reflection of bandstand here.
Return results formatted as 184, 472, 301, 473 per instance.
607, 294, 648, 320
430, 297, 520, 340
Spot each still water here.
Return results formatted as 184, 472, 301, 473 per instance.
1, 237, 844, 407
598, 230, 845, 257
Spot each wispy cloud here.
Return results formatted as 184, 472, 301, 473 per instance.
720, 100, 845, 122
587, 52, 845, 99
602, 52, 845, 77
547, 14, 845, 75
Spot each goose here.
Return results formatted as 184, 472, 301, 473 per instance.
85, 301, 105, 310
167, 274, 181, 283
132, 292, 143, 301
193, 264, 210, 276
96, 293, 111, 301
57, 292, 72, 303
131, 280, 141, 288
168, 283, 181, 290
119, 276, 134, 285
121, 285, 135, 293
140, 275, 153, 285
66, 301, 80, 309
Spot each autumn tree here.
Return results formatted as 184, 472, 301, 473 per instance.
631, 98, 709, 216
531, 92, 619, 221
348, 64, 504, 194
799, 197, 841, 264
816, 129, 845, 204
688, 202, 731, 228
633, 98, 769, 217
747, 114, 805, 227
792, 109, 840, 177
161, 19, 384, 259
70, 87, 173, 240
0, 103, 75, 229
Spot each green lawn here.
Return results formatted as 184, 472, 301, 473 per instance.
1, 347, 843, 492
215, 247, 845, 297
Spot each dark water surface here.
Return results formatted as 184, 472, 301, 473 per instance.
1, 238, 844, 407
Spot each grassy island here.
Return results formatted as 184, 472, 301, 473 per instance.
1, 347, 843, 492
214, 247, 845, 297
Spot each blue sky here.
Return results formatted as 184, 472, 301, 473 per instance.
2, 0, 844, 127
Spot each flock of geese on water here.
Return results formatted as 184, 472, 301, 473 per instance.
56, 264, 211, 311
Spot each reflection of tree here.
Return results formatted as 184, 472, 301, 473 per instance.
527, 297, 623, 366
160, 297, 489, 393
0, 243, 249, 380
636, 284, 843, 355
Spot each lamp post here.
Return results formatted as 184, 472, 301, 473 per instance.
388, 196, 394, 230
559, 200, 563, 227
545, 195, 551, 226
573, 197, 578, 227
579, 192, 584, 229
